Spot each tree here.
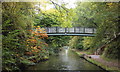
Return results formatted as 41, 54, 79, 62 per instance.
2, 2, 49, 71
72, 2, 119, 59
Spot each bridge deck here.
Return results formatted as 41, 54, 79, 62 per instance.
47, 33, 95, 36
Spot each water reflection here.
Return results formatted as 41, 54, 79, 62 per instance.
65, 49, 68, 55
26, 48, 106, 71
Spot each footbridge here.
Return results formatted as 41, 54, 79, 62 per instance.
40, 27, 96, 36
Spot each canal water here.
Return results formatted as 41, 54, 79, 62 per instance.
25, 49, 106, 72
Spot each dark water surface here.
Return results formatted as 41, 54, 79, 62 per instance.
25, 49, 107, 72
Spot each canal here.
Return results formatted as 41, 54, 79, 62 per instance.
25, 48, 107, 72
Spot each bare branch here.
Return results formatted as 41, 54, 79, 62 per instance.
49, 0, 69, 13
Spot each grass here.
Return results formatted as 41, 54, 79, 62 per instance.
101, 55, 119, 63
86, 57, 120, 72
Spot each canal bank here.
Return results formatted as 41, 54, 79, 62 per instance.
72, 49, 120, 72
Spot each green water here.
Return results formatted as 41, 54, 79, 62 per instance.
25, 49, 106, 71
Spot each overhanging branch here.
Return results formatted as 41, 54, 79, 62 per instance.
49, 0, 69, 13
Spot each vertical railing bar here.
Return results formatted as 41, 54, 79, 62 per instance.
52, 27, 53, 33
76, 27, 78, 33
92, 28, 94, 33
74, 27, 75, 33
48, 27, 49, 33
66, 27, 67, 33
55, 27, 57, 33
54, 27, 55, 33
65, 27, 67, 33
79, 27, 80, 33
46, 27, 47, 33
57, 27, 58, 33
50, 27, 51, 33
50, 27, 52, 33
68, 28, 69, 33
49, 27, 50, 33
83, 27, 85, 33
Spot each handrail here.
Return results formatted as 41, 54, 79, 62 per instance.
42, 27, 96, 34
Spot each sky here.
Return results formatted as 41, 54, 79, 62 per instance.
57, 0, 78, 8
45, 0, 78, 10
37, 0, 120, 10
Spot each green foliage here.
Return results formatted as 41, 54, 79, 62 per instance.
102, 37, 120, 59
72, 2, 119, 59
35, 13, 61, 27
2, 2, 49, 71
89, 3, 119, 58
34, 5, 74, 55
20, 59, 35, 65
69, 36, 84, 50
2, 1, 74, 71
2, 1, 119, 71
35, 8, 74, 27
82, 37, 93, 50
2, 29, 22, 71
47, 36, 70, 54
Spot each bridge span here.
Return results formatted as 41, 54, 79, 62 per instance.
35, 27, 96, 36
